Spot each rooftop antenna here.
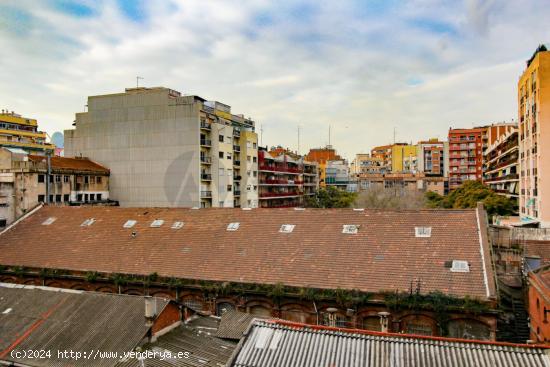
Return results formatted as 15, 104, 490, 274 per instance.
297, 124, 301, 154
328, 124, 331, 147
136, 76, 144, 88
260, 123, 264, 146
393, 127, 396, 145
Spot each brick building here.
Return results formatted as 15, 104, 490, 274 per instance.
0, 205, 498, 340
448, 127, 487, 190
528, 265, 550, 343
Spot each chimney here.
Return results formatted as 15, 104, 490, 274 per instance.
378, 311, 391, 332
144, 296, 157, 327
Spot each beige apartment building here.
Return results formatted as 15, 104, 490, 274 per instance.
0, 148, 110, 228
483, 123, 518, 202
518, 45, 550, 226
64, 87, 259, 208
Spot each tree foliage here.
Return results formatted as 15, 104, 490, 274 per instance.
425, 180, 516, 216
354, 185, 426, 209
306, 186, 357, 208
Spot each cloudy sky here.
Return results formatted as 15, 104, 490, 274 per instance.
0, 0, 548, 159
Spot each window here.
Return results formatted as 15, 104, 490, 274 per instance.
90, 194, 95, 201
415, 227, 432, 237
81, 218, 95, 227
64, 175, 69, 183
84, 176, 89, 184
253, 171, 257, 177
219, 135, 224, 142
253, 157, 257, 163
49, 175, 54, 183
227, 153, 232, 160
219, 152, 224, 158
55, 175, 61, 183
38, 195, 45, 202
97, 194, 102, 201
227, 169, 232, 176
42, 217, 57, 225
279, 224, 295, 233
49, 195, 54, 202
253, 143, 257, 149
90, 176, 96, 184
63, 194, 69, 202
38, 174, 45, 183
450, 260, 470, 273
227, 222, 240, 231
247, 155, 251, 162
55, 194, 61, 202
342, 225, 359, 234
227, 185, 232, 191
150, 219, 164, 228
171, 221, 184, 229
123, 220, 137, 228
0, 218, 6, 228
96, 176, 102, 184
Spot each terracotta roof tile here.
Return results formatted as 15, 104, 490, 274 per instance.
0, 206, 494, 300
27, 155, 109, 174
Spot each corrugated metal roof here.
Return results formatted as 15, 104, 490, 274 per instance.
228, 320, 550, 367
116, 318, 236, 367
0, 283, 170, 367
217, 310, 270, 340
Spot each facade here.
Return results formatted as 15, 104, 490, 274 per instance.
448, 127, 487, 190
0, 110, 55, 155
0, 205, 498, 340
370, 144, 392, 170
370, 144, 417, 173
305, 145, 341, 187
228, 320, 550, 367
528, 265, 550, 343
357, 173, 448, 195
257, 147, 318, 208
64, 87, 258, 208
483, 125, 519, 201
324, 159, 351, 190
518, 46, 550, 226
0, 148, 110, 228
351, 153, 386, 175
416, 139, 448, 176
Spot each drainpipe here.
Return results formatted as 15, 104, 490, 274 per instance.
46, 152, 51, 204
313, 300, 319, 325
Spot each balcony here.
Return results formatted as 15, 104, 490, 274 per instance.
484, 173, 519, 183
259, 191, 299, 198
258, 164, 302, 174
200, 139, 212, 147
233, 175, 242, 181
233, 145, 241, 152
234, 190, 241, 196
200, 156, 212, 164
233, 130, 241, 137
234, 160, 241, 167
201, 173, 212, 181
200, 121, 211, 130
201, 191, 212, 198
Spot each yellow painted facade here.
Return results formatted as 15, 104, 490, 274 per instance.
319, 162, 327, 187
391, 144, 418, 172
0, 111, 54, 154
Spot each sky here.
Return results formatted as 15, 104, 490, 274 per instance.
0, 0, 548, 160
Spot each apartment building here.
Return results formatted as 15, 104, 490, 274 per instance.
351, 153, 386, 175
305, 145, 341, 187
0, 110, 55, 155
448, 127, 487, 190
483, 124, 519, 201
64, 87, 258, 208
257, 147, 318, 208
0, 147, 110, 228
370, 143, 417, 173
416, 139, 448, 177
324, 159, 352, 190
518, 45, 550, 226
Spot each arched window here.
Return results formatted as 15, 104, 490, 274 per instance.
216, 302, 235, 316
360, 316, 382, 331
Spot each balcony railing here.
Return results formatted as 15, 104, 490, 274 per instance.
233, 145, 241, 152
201, 191, 212, 198
200, 156, 212, 164
233, 130, 241, 137
234, 190, 241, 196
200, 121, 211, 130
234, 160, 241, 166
234, 175, 242, 181
484, 173, 519, 182
201, 173, 212, 181
200, 139, 212, 147
259, 164, 302, 173
260, 192, 299, 198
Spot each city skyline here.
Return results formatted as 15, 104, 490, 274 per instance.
0, 0, 548, 159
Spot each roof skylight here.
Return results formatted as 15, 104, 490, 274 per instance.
42, 217, 56, 226
171, 221, 184, 229
450, 260, 470, 273
150, 219, 164, 228
81, 218, 95, 227
279, 224, 295, 233
227, 222, 240, 231
123, 220, 137, 228
415, 227, 432, 238
342, 225, 359, 234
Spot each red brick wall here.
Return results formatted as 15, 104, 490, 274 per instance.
528, 273, 550, 343
152, 303, 181, 334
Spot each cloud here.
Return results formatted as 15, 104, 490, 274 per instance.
0, 0, 548, 160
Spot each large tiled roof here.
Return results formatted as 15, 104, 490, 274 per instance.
217, 310, 271, 340
27, 155, 109, 174
227, 320, 550, 367
0, 206, 495, 299
0, 283, 170, 367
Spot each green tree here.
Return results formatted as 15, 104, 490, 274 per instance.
306, 186, 357, 208
425, 181, 516, 216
